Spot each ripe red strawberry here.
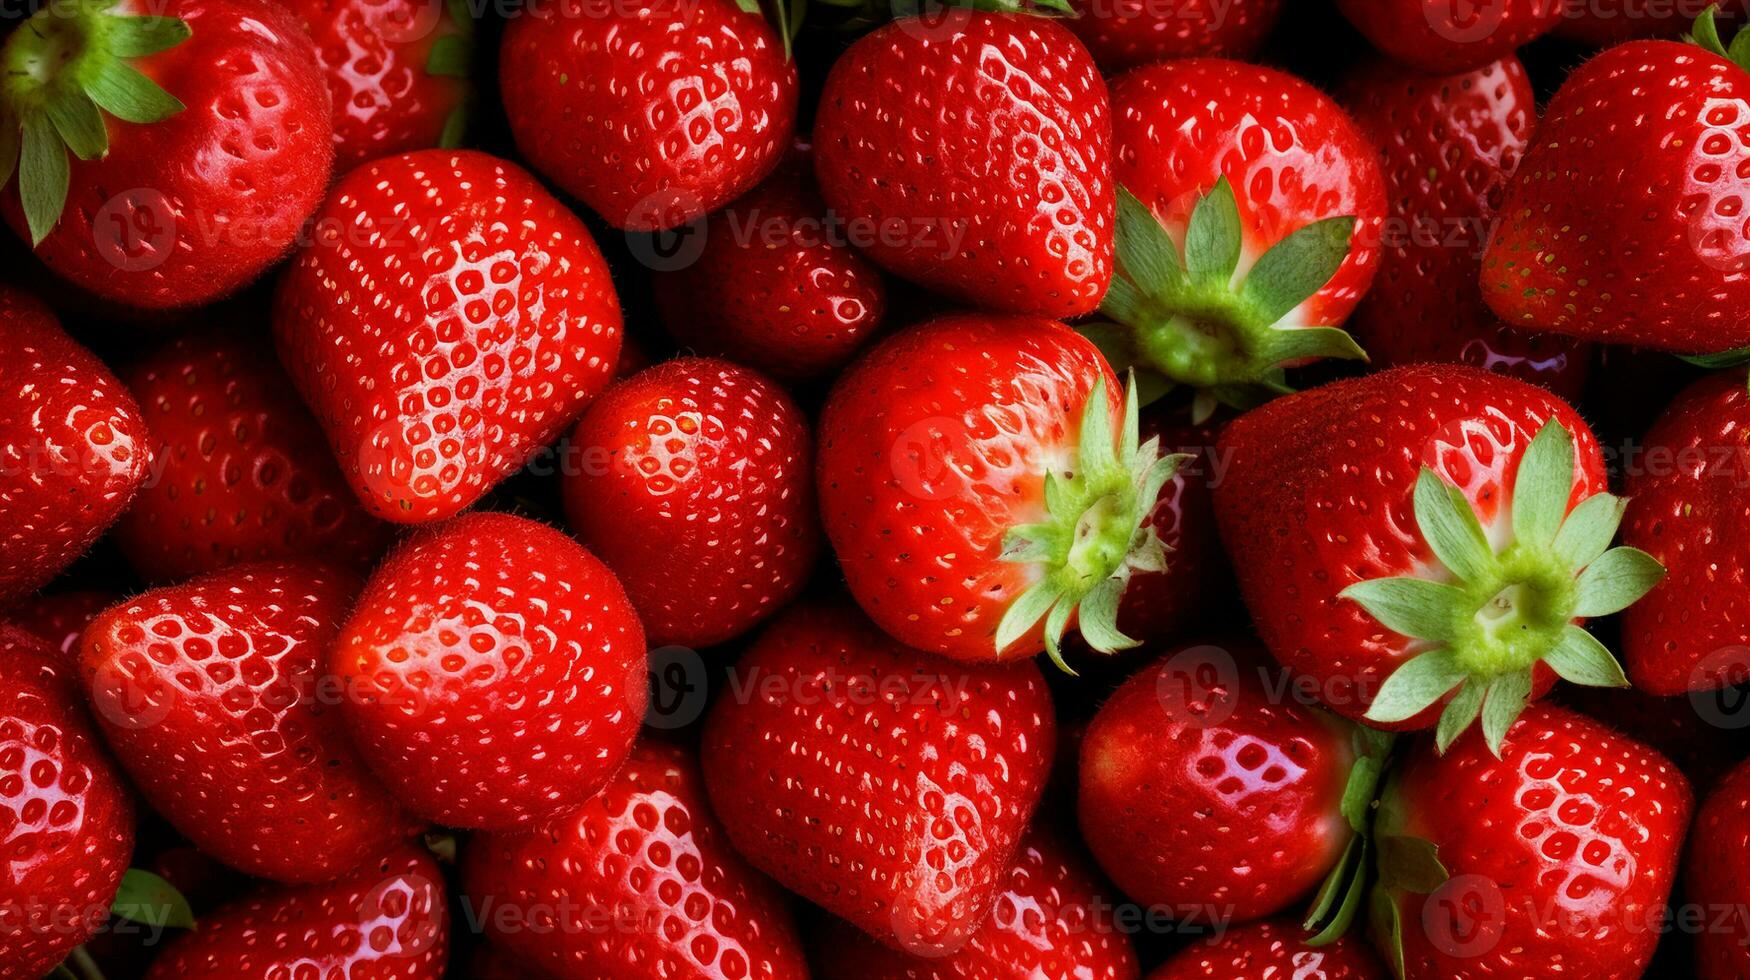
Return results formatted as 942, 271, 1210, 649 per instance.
562, 358, 820, 649
0, 625, 135, 980
1561, 683, 1749, 794
80, 560, 420, 883
0, 0, 332, 309
1481, 17, 1750, 352
0, 285, 149, 604
1338, 55, 1590, 400
1078, 640, 1380, 924
273, 149, 623, 523
1686, 756, 1750, 979
6, 588, 116, 662
652, 153, 888, 384
816, 314, 1178, 666
141, 844, 448, 979
1115, 413, 1229, 645
1145, 919, 1386, 979
1092, 59, 1384, 409
1369, 703, 1689, 978
114, 330, 390, 582
814, 13, 1114, 318
332, 511, 646, 830
1213, 365, 1661, 752
1333, 0, 1565, 73
810, 828, 1141, 980
700, 600, 1056, 954
462, 738, 809, 979
1621, 371, 1750, 694
499, 0, 797, 231
282, 0, 473, 171
1066, 0, 1284, 72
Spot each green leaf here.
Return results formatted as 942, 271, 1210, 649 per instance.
20, 113, 69, 246
1413, 468, 1496, 584
734, 0, 760, 11
1254, 325, 1368, 368
1551, 492, 1628, 571
111, 868, 195, 930
106, 15, 192, 58
1369, 885, 1407, 980
1376, 834, 1448, 893
1341, 576, 1466, 642
1480, 670, 1533, 757
45, 91, 107, 161
1365, 648, 1467, 724
439, 106, 467, 149
1573, 547, 1666, 617
1510, 421, 1574, 549
426, 34, 471, 79
86, 60, 185, 124
1043, 596, 1076, 673
1729, 22, 1750, 70
1340, 754, 1385, 834
1304, 832, 1359, 930
1076, 577, 1134, 653
1304, 836, 1369, 946
1679, 344, 1750, 369
1435, 677, 1486, 753
1077, 374, 1116, 476
995, 578, 1058, 655
1183, 177, 1242, 284
1111, 185, 1186, 301
1543, 625, 1630, 688
1239, 215, 1356, 325
1691, 4, 1729, 55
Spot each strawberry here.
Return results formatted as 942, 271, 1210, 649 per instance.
331, 511, 646, 830
6, 588, 116, 662
282, 0, 473, 172
1686, 756, 1750, 979
499, 0, 797, 231
1368, 703, 1690, 979
1561, 683, 1749, 794
1481, 13, 1750, 353
1078, 639, 1383, 924
1145, 919, 1386, 979
699, 599, 1056, 954
1066, 0, 1284, 72
1114, 413, 1229, 645
273, 148, 623, 523
0, 0, 332, 310
810, 827, 1141, 980
1621, 371, 1750, 694
461, 738, 809, 980
1213, 364, 1662, 752
141, 844, 448, 979
114, 329, 390, 582
0, 285, 149, 604
652, 152, 888, 385
1333, 0, 1565, 73
813, 12, 1114, 318
816, 314, 1178, 666
0, 625, 135, 980
562, 358, 820, 649
80, 560, 420, 883
1090, 59, 1384, 411
1338, 55, 1590, 401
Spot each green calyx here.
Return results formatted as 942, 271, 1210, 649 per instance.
1303, 724, 1397, 946
1086, 180, 1366, 423
1690, 4, 1750, 72
0, 0, 190, 245
426, 0, 475, 149
1342, 420, 1665, 757
996, 372, 1185, 674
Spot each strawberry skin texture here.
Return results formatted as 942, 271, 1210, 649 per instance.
1066, 0, 1284, 73
562, 358, 820, 649
0, 626, 135, 980
817, 314, 1119, 662
814, 14, 1114, 318
273, 149, 623, 523
1481, 41, 1750, 351
1111, 59, 1384, 332
1339, 56, 1590, 401
1144, 918, 1386, 979
499, 0, 797, 231
810, 828, 1142, 980
653, 159, 888, 385
1078, 640, 1354, 923
282, 0, 470, 171
80, 560, 420, 883
333, 511, 646, 830
142, 844, 449, 979
1376, 704, 1690, 979
1686, 757, 1750, 979
462, 738, 809, 980
115, 330, 391, 581
1333, 0, 1564, 74
3, 0, 333, 310
700, 600, 1056, 954
1621, 371, 1750, 694
1212, 365, 1603, 725
0, 286, 150, 604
